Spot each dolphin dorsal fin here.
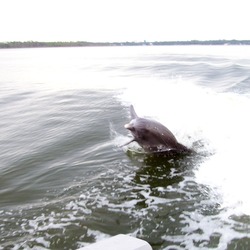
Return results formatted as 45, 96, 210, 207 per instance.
130, 105, 138, 119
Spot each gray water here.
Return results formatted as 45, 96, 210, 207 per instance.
0, 46, 250, 249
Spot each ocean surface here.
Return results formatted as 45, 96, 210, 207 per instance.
0, 46, 250, 250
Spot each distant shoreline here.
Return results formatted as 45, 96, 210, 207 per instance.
1, 40, 250, 49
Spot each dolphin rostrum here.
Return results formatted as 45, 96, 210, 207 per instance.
123, 105, 191, 154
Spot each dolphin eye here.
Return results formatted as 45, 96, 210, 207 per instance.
138, 129, 148, 140
141, 128, 148, 134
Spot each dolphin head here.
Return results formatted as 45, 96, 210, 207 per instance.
124, 105, 158, 151
124, 119, 139, 140
124, 117, 157, 151
124, 118, 148, 139
124, 119, 136, 132
123, 105, 142, 143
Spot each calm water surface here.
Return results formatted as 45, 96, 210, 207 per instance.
0, 46, 250, 249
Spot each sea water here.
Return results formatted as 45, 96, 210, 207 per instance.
0, 46, 250, 249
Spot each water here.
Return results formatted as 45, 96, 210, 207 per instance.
0, 46, 250, 250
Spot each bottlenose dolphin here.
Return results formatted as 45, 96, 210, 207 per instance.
123, 105, 191, 154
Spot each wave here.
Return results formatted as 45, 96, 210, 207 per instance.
115, 75, 250, 248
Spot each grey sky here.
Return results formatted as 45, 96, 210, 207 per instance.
1, 0, 249, 42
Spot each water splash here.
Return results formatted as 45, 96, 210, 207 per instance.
116, 75, 250, 248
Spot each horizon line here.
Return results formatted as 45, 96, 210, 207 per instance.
1, 39, 250, 49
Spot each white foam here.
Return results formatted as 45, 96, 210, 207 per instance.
194, 92, 250, 215
117, 76, 250, 217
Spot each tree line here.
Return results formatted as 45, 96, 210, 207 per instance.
1, 40, 250, 49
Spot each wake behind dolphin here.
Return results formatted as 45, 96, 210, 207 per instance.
123, 105, 192, 155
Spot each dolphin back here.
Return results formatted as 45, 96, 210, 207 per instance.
130, 105, 138, 119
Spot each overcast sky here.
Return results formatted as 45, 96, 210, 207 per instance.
0, 0, 249, 42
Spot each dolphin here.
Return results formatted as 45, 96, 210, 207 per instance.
123, 105, 191, 154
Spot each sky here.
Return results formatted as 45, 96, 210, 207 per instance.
0, 0, 249, 42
